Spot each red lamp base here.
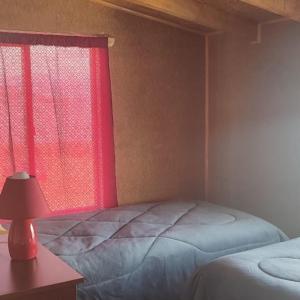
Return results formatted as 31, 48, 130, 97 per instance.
8, 219, 37, 260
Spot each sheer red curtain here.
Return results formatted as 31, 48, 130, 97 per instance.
0, 33, 117, 214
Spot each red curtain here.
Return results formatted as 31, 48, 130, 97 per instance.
0, 33, 117, 214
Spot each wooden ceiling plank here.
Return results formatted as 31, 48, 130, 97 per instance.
91, 0, 257, 37
239, 0, 300, 21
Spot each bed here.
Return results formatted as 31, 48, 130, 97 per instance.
36, 200, 287, 300
185, 237, 300, 300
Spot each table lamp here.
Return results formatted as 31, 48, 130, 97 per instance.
0, 172, 50, 260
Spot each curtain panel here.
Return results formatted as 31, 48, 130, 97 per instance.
0, 33, 117, 214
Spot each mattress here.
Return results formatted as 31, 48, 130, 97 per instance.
36, 200, 287, 300
185, 238, 300, 300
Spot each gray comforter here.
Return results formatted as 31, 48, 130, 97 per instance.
186, 238, 300, 300
36, 200, 287, 300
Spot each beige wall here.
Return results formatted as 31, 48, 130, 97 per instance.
208, 21, 300, 237
0, 0, 205, 205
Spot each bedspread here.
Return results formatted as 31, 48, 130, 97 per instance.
185, 238, 300, 300
37, 200, 287, 300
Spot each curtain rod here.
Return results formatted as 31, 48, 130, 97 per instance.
0, 29, 115, 47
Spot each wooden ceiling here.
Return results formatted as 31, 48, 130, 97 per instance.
199, 0, 281, 22
91, 0, 300, 38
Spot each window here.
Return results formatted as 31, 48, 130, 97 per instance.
0, 33, 117, 214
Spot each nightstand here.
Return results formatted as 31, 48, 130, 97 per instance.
0, 235, 84, 300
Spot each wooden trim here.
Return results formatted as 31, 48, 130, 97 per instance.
91, 0, 258, 38
92, 1, 206, 35
204, 35, 209, 201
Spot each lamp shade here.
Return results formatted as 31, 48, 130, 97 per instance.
0, 176, 50, 219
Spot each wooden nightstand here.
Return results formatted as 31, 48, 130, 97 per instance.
0, 235, 83, 300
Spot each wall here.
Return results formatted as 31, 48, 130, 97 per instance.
208, 21, 300, 237
0, 0, 205, 205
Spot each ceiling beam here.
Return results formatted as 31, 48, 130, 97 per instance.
91, 0, 257, 37
239, 0, 300, 21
